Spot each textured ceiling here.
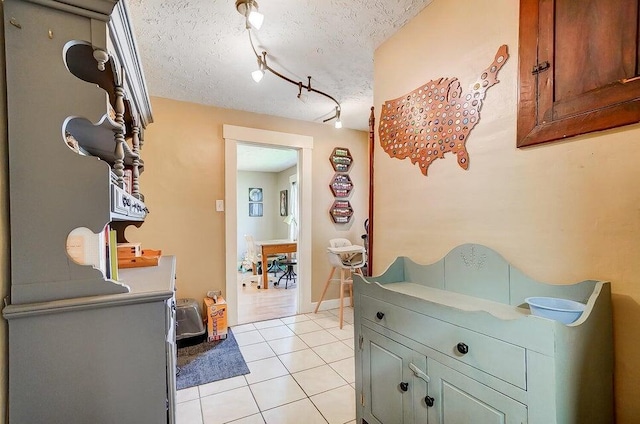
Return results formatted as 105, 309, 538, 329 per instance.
127, 0, 433, 131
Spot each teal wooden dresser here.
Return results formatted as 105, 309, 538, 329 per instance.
353, 244, 613, 424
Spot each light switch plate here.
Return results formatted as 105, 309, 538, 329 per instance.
216, 200, 224, 212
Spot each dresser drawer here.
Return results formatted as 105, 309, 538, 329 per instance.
360, 295, 526, 389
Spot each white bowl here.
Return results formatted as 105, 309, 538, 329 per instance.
525, 297, 586, 324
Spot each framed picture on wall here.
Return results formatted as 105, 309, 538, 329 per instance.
280, 190, 288, 216
249, 202, 263, 217
249, 187, 263, 202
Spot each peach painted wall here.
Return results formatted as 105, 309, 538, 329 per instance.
373, 0, 640, 421
130, 97, 369, 305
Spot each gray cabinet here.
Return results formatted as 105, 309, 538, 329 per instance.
361, 326, 427, 424
361, 322, 526, 424
4, 256, 177, 424
2, 1, 175, 422
354, 244, 613, 424
427, 359, 527, 424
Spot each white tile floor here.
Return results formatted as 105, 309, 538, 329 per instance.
176, 308, 357, 424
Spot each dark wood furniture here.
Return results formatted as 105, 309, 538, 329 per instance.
254, 239, 297, 289
518, 0, 640, 147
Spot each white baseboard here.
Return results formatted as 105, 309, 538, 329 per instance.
305, 297, 352, 314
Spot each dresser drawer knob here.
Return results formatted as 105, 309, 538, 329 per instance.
399, 382, 409, 392
456, 342, 469, 354
425, 396, 435, 407
376, 311, 385, 320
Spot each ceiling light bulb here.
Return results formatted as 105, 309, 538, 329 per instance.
251, 69, 264, 82
248, 10, 264, 30
334, 119, 342, 129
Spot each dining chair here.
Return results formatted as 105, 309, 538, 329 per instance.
314, 238, 366, 328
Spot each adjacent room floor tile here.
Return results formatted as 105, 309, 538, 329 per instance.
292, 365, 348, 396
234, 330, 267, 347
311, 384, 356, 424
200, 386, 259, 424
298, 330, 339, 348
262, 398, 328, 424
239, 342, 276, 363
244, 356, 289, 385
249, 375, 307, 411
312, 341, 354, 364
278, 348, 325, 374
258, 325, 296, 341
198, 375, 247, 398
176, 398, 203, 424
267, 335, 309, 355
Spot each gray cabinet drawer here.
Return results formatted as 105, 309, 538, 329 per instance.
361, 295, 526, 389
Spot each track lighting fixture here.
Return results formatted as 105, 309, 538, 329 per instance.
235, 0, 342, 128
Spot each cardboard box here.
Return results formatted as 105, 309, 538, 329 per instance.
204, 296, 228, 341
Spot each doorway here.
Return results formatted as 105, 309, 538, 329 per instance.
223, 125, 314, 327
235, 143, 298, 324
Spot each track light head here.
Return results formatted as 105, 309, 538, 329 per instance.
236, 0, 264, 30
251, 53, 266, 82
251, 69, 264, 83
334, 108, 342, 128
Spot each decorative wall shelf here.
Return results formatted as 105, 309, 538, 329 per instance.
330, 147, 353, 173
330, 200, 353, 224
329, 173, 353, 198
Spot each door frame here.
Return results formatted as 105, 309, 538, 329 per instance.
223, 125, 313, 326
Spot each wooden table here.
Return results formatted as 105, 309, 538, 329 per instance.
255, 239, 297, 289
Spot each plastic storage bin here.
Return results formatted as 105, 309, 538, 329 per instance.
176, 298, 206, 342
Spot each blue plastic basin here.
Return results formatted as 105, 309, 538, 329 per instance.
525, 297, 585, 324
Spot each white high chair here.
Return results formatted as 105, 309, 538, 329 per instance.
242, 234, 263, 288
314, 238, 366, 328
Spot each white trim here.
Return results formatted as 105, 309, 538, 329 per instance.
223, 125, 314, 325
312, 298, 353, 312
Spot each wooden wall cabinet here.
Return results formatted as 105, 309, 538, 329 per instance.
2, 1, 176, 422
518, 0, 640, 147
354, 244, 613, 424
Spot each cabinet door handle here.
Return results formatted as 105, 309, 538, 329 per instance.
408, 363, 430, 383
456, 342, 469, 354
376, 311, 385, 320
425, 396, 435, 407
399, 382, 409, 392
